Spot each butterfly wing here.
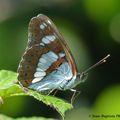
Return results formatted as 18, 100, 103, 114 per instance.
18, 14, 77, 91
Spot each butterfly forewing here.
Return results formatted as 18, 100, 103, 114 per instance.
18, 14, 77, 90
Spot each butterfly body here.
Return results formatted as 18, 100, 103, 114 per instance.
18, 14, 87, 93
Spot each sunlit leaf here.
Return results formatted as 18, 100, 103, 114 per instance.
0, 70, 72, 119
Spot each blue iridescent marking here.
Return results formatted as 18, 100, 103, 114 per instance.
59, 52, 65, 58
40, 24, 45, 29
32, 77, 44, 83
29, 62, 76, 92
32, 51, 58, 83
34, 71, 46, 78
42, 37, 50, 44
42, 35, 56, 44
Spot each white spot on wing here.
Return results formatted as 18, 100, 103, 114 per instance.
43, 23, 47, 26
42, 35, 56, 44
38, 62, 49, 70
32, 77, 44, 83
33, 51, 58, 83
47, 51, 58, 60
42, 37, 50, 44
47, 20, 51, 24
40, 24, 45, 29
34, 71, 46, 78
40, 43, 45, 46
59, 52, 65, 58
36, 68, 43, 72
46, 35, 56, 42
42, 53, 55, 65
39, 57, 47, 63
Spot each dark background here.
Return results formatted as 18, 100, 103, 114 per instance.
0, 0, 120, 120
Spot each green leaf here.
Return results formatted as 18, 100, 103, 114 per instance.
0, 70, 72, 119
0, 114, 54, 120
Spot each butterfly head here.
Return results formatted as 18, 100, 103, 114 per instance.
77, 54, 110, 83
77, 72, 88, 83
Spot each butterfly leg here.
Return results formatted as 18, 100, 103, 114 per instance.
47, 89, 55, 95
53, 90, 58, 96
18, 81, 29, 93
47, 89, 58, 96
70, 89, 81, 104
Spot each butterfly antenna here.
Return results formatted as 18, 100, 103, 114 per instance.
82, 54, 110, 74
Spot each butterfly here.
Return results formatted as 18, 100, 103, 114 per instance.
17, 14, 110, 102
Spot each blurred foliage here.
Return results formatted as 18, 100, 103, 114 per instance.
93, 85, 120, 120
84, 0, 120, 23
0, 114, 54, 120
0, 0, 120, 119
65, 107, 91, 120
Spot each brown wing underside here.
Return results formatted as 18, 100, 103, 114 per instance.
18, 14, 77, 87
